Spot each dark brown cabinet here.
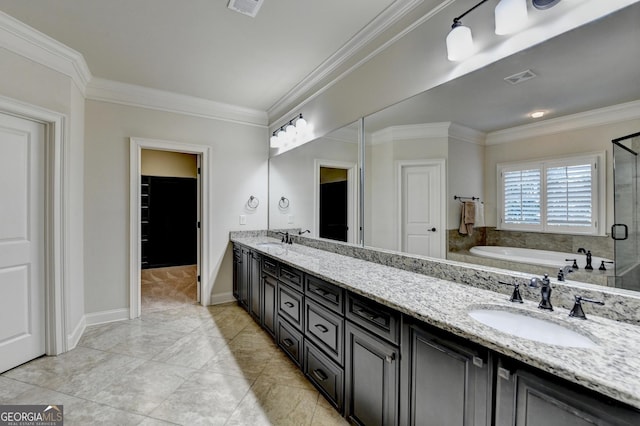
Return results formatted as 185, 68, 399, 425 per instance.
400, 321, 492, 426
495, 360, 640, 426
345, 322, 400, 426
249, 251, 261, 321
261, 274, 277, 338
231, 245, 640, 426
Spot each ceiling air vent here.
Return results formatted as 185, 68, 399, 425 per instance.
227, 0, 264, 18
504, 69, 537, 85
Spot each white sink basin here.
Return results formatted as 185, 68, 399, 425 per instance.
468, 308, 596, 348
256, 242, 284, 249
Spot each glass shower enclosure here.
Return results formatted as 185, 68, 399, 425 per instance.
612, 131, 640, 291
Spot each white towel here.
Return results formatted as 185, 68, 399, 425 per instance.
475, 201, 485, 228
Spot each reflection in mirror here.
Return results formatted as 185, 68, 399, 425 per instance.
363, 4, 640, 288
269, 120, 360, 243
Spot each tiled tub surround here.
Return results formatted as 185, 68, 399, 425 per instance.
231, 235, 640, 410
448, 228, 615, 286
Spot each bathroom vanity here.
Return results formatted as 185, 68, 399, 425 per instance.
231, 235, 640, 425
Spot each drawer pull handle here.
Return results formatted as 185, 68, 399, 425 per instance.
284, 301, 295, 308
314, 324, 329, 333
282, 271, 298, 281
313, 287, 329, 297
355, 307, 386, 325
282, 338, 294, 348
312, 368, 328, 381
385, 354, 395, 363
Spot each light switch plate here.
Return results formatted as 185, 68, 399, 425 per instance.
239, 215, 246, 225
288, 215, 294, 224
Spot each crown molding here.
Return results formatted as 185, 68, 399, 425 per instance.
0, 11, 92, 95
486, 100, 640, 145
371, 122, 450, 144
87, 78, 268, 127
448, 123, 486, 145
267, 0, 427, 120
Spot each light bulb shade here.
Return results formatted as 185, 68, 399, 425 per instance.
285, 123, 296, 135
295, 116, 307, 130
495, 0, 528, 35
277, 129, 288, 145
446, 23, 474, 61
270, 134, 280, 148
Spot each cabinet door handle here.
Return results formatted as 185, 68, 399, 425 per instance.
385, 353, 395, 363
312, 368, 328, 381
284, 301, 294, 308
314, 323, 329, 333
282, 338, 294, 348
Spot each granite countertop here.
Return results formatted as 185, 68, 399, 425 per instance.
231, 236, 640, 410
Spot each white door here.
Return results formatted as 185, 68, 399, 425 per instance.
0, 113, 45, 373
400, 163, 443, 258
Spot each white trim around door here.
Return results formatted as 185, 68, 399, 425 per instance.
0, 95, 68, 356
396, 159, 446, 258
129, 137, 210, 319
313, 159, 358, 244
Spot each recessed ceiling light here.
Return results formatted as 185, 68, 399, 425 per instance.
530, 111, 546, 119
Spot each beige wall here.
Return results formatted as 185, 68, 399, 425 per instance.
0, 47, 85, 346
141, 149, 198, 178
84, 100, 268, 313
484, 118, 640, 230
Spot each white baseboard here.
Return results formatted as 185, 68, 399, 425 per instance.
66, 316, 87, 351
210, 292, 235, 305
85, 308, 130, 326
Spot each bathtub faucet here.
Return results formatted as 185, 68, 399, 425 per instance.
577, 248, 593, 270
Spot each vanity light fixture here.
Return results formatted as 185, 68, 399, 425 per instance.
446, 0, 488, 62
495, 0, 529, 35
270, 113, 310, 148
447, 0, 561, 61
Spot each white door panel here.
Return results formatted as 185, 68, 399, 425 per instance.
401, 163, 443, 258
0, 113, 45, 373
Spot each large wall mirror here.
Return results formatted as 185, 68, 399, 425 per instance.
270, 3, 640, 290
269, 120, 360, 244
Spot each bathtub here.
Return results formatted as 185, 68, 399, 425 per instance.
469, 246, 614, 271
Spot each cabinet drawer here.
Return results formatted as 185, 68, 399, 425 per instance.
279, 264, 303, 290
304, 340, 344, 413
277, 318, 303, 367
346, 292, 400, 345
305, 299, 344, 364
305, 275, 344, 313
262, 256, 278, 278
278, 283, 304, 331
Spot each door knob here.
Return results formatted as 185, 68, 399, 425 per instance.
427, 227, 436, 232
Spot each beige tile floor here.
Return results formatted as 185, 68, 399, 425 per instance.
0, 271, 349, 425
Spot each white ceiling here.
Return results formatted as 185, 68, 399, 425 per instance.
0, 0, 402, 112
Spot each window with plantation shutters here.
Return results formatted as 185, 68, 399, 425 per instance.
497, 153, 603, 235
503, 168, 540, 225
546, 163, 593, 228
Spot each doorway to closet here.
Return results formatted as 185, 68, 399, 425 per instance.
130, 138, 210, 320
140, 149, 199, 313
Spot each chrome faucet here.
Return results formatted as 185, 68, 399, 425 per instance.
537, 274, 553, 311
569, 295, 604, 320
577, 248, 593, 270
298, 229, 311, 236
557, 265, 574, 282
498, 281, 524, 303
277, 231, 293, 244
